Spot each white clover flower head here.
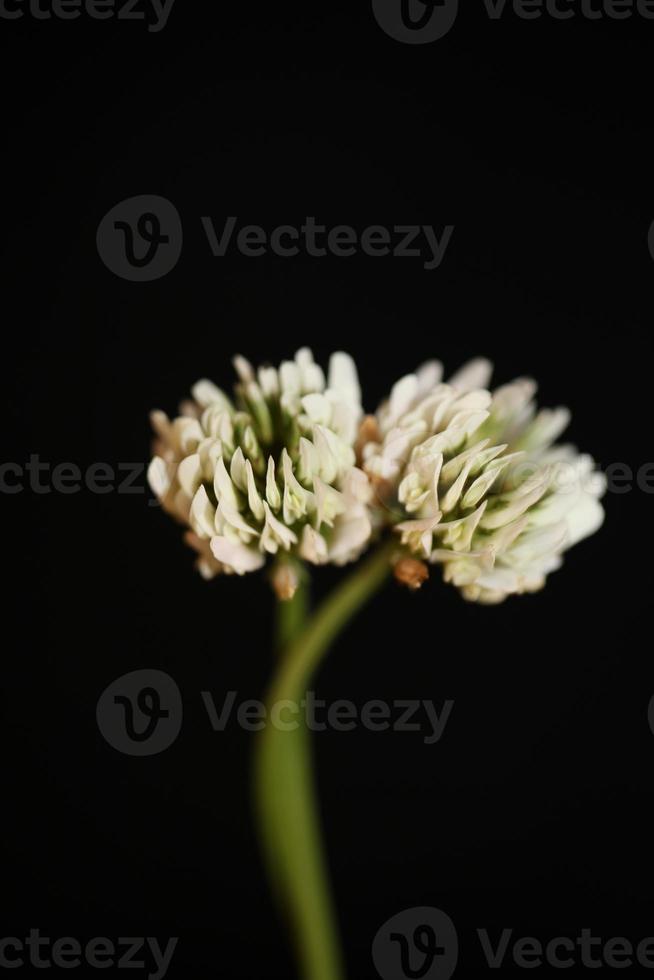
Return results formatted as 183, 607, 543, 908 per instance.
362, 358, 605, 604
148, 348, 373, 589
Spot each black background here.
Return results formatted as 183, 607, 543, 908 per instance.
3, 2, 653, 978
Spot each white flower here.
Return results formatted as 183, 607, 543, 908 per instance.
148, 349, 372, 586
362, 358, 605, 604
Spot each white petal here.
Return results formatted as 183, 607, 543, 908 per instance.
280, 360, 302, 398
177, 453, 202, 498
210, 536, 265, 574
388, 374, 419, 426
312, 426, 339, 484
295, 347, 315, 370
564, 494, 605, 548
503, 522, 568, 567
233, 355, 255, 383
395, 514, 443, 557
282, 448, 314, 523
431, 501, 487, 552
190, 485, 216, 539
328, 508, 372, 565
480, 473, 549, 530
341, 466, 373, 505
327, 351, 361, 406
473, 566, 522, 595
299, 525, 329, 565
440, 456, 476, 513
301, 393, 332, 426
261, 502, 297, 553
327, 398, 359, 445
415, 360, 443, 396
266, 456, 281, 511
245, 460, 265, 522
295, 350, 325, 393
258, 366, 279, 398
218, 499, 260, 539
448, 357, 493, 392
214, 456, 240, 509
313, 477, 345, 529
178, 418, 204, 454
229, 447, 248, 492
150, 410, 171, 443
298, 437, 319, 484
147, 456, 171, 499
192, 379, 231, 409
512, 407, 571, 454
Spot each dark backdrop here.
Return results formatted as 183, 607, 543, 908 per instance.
3, 4, 653, 978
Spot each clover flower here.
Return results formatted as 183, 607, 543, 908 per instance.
361, 358, 605, 603
147, 349, 373, 587
144, 346, 610, 980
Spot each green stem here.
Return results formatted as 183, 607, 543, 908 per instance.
275, 564, 310, 656
255, 542, 394, 980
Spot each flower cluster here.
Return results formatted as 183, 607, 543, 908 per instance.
148, 350, 605, 603
361, 358, 605, 603
148, 349, 372, 585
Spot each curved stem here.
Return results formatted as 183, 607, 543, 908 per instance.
254, 543, 394, 980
